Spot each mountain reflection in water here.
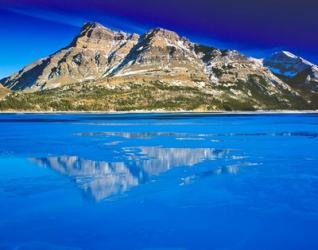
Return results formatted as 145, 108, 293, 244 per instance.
76, 131, 208, 139
31, 147, 231, 201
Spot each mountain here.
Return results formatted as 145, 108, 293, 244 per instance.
0, 23, 208, 91
263, 51, 314, 78
264, 51, 318, 85
264, 51, 318, 107
0, 22, 316, 111
1, 23, 140, 91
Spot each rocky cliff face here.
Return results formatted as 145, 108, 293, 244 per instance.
0, 85, 9, 99
0, 22, 317, 110
108, 28, 207, 85
288, 66, 318, 91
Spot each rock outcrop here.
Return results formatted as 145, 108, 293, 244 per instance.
0, 85, 9, 99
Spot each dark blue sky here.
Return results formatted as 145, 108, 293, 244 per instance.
0, 0, 317, 78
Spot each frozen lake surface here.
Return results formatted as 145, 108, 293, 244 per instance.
0, 113, 318, 250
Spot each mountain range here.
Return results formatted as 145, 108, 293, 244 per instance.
0, 22, 317, 111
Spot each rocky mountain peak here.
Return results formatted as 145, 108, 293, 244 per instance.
71, 22, 129, 49
145, 27, 180, 40
128, 33, 140, 41
141, 27, 192, 51
263, 50, 313, 78
80, 22, 115, 38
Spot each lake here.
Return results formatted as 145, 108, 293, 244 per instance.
0, 113, 317, 250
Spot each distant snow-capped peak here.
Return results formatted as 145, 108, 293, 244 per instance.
263, 51, 314, 78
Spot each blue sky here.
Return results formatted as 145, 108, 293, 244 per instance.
0, 0, 317, 79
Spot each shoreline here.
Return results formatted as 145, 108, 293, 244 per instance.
0, 110, 317, 115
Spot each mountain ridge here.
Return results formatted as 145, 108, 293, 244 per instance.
0, 22, 317, 111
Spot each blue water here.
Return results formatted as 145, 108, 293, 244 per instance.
0, 113, 318, 250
